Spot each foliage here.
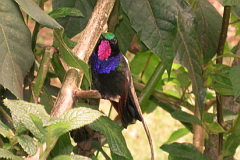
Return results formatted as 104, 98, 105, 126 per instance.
0, 0, 240, 159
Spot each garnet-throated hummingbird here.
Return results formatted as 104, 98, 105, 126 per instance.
90, 33, 154, 159
90, 32, 141, 127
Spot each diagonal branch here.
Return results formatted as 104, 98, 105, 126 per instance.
50, 0, 116, 117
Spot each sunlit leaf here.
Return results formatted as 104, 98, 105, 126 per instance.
17, 135, 37, 156
164, 128, 190, 144
4, 99, 49, 142
0, 122, 14, 138
46, 107, 102, 138
0, 148, 22, 160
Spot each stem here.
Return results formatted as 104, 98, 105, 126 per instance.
51, 54, 66, 83
32, 47, 55, 102
31, 0, 45, 51
134, 82, 194, 112
139, 63, 165, 107
216, 6, 231, 157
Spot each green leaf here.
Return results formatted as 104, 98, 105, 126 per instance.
164, 128, 190, 144
17, 135, 37, 156
229, 66, 240, 99
0, 121, 14, 138
53, 155, 91, 160
15, 0, 62, 29
160, 142, 211, 160
175, 4, 205, 116
210, 73, 233, 95
0, 148, 22, 160
54, 28, 91, 85
171, 111, 202, 126
89, 116, 133, 160
50, 133, 73, 157
4, 99, 50, 142
121, 0, 178, 73
219, 0, 240, 6
46, 107, 102, 138
49, 7, 83, 19
115, 5, 135, 54
194, 0, 222, 63
139, 63, 165, 109
52, 0, 97, 38
223, 113, 240, 156
0, 0, 34, 99
232, 4, 240, 19
130, 52, 161, 86
205, 122, 226, 134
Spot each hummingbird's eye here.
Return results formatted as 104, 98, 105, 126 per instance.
110, 38, 117, 44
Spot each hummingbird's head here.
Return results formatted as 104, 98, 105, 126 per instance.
96, 33, 120, 61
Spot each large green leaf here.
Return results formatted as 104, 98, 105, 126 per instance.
52, 0, 97, 38
17, 135, 37, 156
0, 0, 34, 99
89, 116, 133, 160
46, 107, 102, 138
0, 148, 22, 160
15, 0, 62, 29
121, 0, 178, 73
229, 66, 240, 99
174, 4, 205, 116
160, 142, 211, 160
194, 0, 222, 63
3, 99, 50, 142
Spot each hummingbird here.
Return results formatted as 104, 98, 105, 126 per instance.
89, 32, 154, 160
89, 32, 142, 127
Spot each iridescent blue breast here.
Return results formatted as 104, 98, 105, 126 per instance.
91, 52, 121, 74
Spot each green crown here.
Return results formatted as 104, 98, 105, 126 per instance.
102, 32, 115, 40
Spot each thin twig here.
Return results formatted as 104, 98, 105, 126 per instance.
216, 6, 231, 157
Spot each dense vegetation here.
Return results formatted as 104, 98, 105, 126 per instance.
0, 0, 240, 159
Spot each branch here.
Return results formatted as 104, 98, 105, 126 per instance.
216, 6, 231, 156
51, 0, 116, 117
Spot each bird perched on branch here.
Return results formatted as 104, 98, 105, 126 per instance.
90, 32, 142, 127
89, 32, 154, 160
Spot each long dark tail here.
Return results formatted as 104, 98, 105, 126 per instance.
110, 91, 142, 128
